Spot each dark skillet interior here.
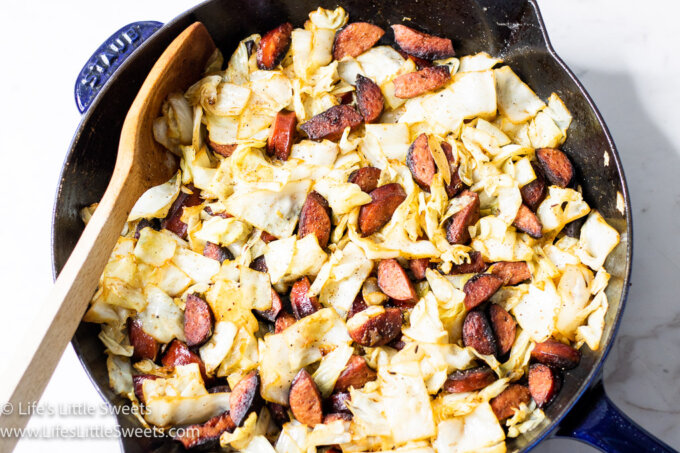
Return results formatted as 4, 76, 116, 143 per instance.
52, 0, 631, 452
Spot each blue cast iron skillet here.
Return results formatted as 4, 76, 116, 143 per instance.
51, 0, 676, 452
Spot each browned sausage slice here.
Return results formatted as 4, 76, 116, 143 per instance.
409, 258, 430, 281
355, 74, 384, 123
134, 218, 160, 239
393, 66, 450, 99
207, 384, 231, 394
275, 312, 296, 333
462, 310, 497, 356
300, 105, 363, 141
290, 277, 321, 319
520, 163, 547, 210
257, 23, 293, 70
229, 370, 261, 426
513, 204, 543, 238
443, 366, 497, 393
324, 413, 352, 423
391, 24, 456, 60
161, 185, 203, 239
490, 384, 531, 421
347, 307, 402, 347
333, 22, 385, 60
162, 339, 208, 381
173, 411, 236, 449
463, 273, 503, 310
563, 216, 586, 238
289, 369, 323, 426
491, 261, 531, 286
260, 231, 278, 243
397, 49, 433, 70
449, 251, 487, 275
254, 288, 283, 323
348, 166, 381, 193
268, 402, 290, 426
346, 294, 368, 320
132, 374, 158, 403
328, 392, 351, 413
531, 339, 581, 370
387, 333, 406, 350
488, 303, 517, 357
267, 110, 297, 161
337, 91, 354, 105
184, 294, 214, 347
406, 133, 436, 190
528, 363, 561, 408
441, 141, 465, 198
298, 191, 332, 248
203, 241, 234, 263
358, 183, 407, 236
445, 190, 480, 244
128, 318, 159, 361
250, 255, 268, 273
377, 259, 418, 303
334, 355, 377, 392
208, 140, 237, 158
204, 206, 233, 219
536, 148, 574, 188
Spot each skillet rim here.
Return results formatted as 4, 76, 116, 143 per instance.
51, 1, 633, 451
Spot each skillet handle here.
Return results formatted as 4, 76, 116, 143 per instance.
74, 21, 163, 113
556, 379, 676, 452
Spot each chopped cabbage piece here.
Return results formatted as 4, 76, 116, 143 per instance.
143, 364, 231, 426
402, 293, 448, 345
260, 309, 351, 404
200, 321, 238, 373
128, 172, 181, 221
107, 353, 133, 396
536, 186, 590, 233
512, 280, 561, 342
134, 228, 176, 267
240, 266, 273, 311
172, 248, 220, 283
315, 242, 373, 318
433, 402, 506, 453
576, 211, 620, 270
312, 343, 354, 397
494, 65, 545, 123
224, 180, 311, 238
137, 285, 185, 343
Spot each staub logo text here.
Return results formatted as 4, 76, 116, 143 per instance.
80, 26, 142, 90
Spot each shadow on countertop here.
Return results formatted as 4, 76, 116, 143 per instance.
536, 69, 680, 453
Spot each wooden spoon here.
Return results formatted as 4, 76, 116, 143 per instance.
0, 22, 215, 451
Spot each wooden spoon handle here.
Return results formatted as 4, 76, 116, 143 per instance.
0, 169, 142, 450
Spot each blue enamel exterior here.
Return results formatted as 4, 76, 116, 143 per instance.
74, 21, 162, 113
557, 380, 677, 452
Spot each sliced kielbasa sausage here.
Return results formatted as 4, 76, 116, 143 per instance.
184, 293, 214, 347
391, 24, 455, 60
333, 22, 385, 60
462, 310, 497, 356
377, 258, 417, 303
358, 183, 407, 236
257, 23, 293, 70
443, 366, 497, 393
298, 191, 332, 248
289, 369, 323, 426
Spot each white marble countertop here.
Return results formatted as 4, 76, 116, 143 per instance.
1, 0, 678, 452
